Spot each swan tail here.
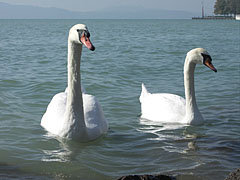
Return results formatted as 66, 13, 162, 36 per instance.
140, 83, 150, 102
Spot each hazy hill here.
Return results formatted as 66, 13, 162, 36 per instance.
0, 2, 84, 19
0, 2, 198, 19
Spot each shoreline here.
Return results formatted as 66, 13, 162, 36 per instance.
192, 16, 235, 20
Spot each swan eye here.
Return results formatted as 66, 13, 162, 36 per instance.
77, 29, 82, 34
77, 29, 90, 37
77, 29, 90, 43
201, 53, 212, 64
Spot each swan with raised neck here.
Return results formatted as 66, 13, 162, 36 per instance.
41, 24, 108, 141
140, 48, 217, 125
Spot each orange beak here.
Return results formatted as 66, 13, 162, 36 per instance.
204, 59, 217, 72
80, 34, 95, 51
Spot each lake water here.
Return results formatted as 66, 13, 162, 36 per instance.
0, 19, 239, 180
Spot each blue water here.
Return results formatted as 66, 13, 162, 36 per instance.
0, 19, 239, 180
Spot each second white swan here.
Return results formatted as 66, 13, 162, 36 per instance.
140, 48, 217, 125
41, 24, 108, 141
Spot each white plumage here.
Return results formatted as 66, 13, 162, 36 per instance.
41, 89, 108, 141
41, 24, 108, 141
140, 48, 217, 125
140, 84, 186, 123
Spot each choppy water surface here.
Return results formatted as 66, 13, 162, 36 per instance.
0, 19, 239, 180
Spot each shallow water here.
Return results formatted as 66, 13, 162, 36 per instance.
0, 19, 239, 180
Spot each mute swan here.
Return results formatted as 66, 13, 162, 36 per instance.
41, 24, 108, 141
140, 48, 217, 125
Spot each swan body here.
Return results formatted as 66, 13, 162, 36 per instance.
140, 48, 217, 125
41, 24, 108, 141
140, 85, 186, 123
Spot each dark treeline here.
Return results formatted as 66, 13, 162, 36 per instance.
214, 0, 240, 15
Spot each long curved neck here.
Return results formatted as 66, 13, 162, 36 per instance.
67, 40, 82, 102
183, 57, 202, 124
63, 40, 86, 138
184, 59, 197, 112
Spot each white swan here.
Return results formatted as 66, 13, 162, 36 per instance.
140, 48, 217, 125
41, 24, 108, 141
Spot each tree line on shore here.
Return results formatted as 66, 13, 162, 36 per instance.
214, 0, 240, 16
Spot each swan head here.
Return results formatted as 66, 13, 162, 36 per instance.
68, 24, 95, 51
187, 48, 217, 72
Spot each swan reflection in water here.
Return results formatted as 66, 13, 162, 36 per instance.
41, 132, 105, 163
138, 118, 201, 153
41, 133, 77, 162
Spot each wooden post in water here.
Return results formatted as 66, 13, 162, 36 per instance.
202, 1, 204, 18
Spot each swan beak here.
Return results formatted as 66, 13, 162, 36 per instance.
204, 60, 217, 72
80, 34, 95, 51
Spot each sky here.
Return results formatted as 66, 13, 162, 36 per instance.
0, 0, 216, 15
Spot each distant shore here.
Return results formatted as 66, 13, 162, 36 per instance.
192, 15, 235, 20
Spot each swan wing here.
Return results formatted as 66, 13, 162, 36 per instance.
140, 92, 186, 123
41, 92, 67, 134
41, 90, 108, 140
83, 93, 108, 139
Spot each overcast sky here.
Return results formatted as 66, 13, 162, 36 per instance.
0, 0, 216, 15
